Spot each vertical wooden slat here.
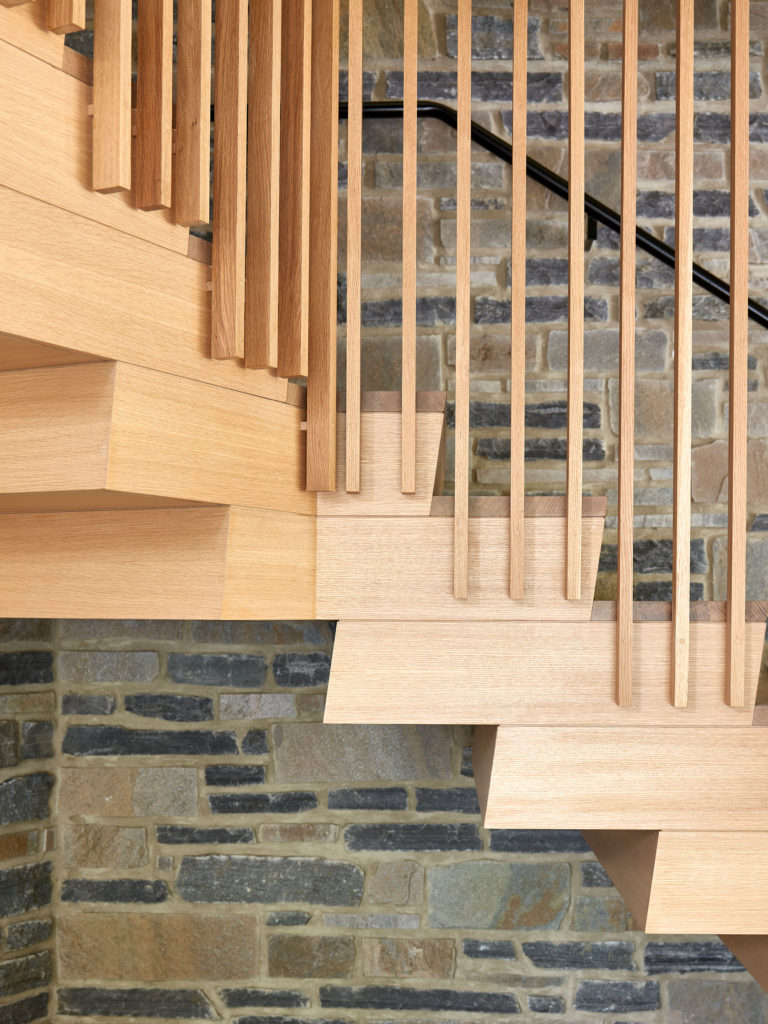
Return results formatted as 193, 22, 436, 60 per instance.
727, 0, 750, 707
617, 0, 638, 706
566, 0, 584, 601
401, 0, 418, 495
278, 0, 313, 378
92, 0, 131, 193
345, 0, 363, 491
306, 0, 340, 491
453, 0, 471, 599
244, 0, 282, 368
509, 0, 527, 600
672, 0, 694, 706
47, 0, 86, 33
211, 0, 248, 359
175, 0, 212, 227
135, 0, 173, 210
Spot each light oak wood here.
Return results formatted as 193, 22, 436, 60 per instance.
135, 0, 173, 210
401, 0, 417, 495
472, 725, 496, 819
92, 0, 131, 192
566, 0, 584, 601
61, 43, 92, 83
278, 0, 312, 378
453, 0, 471, 599
318, 411, 445, 516
174, 0, 212, 226
323, 618, 764, 726
211, 0, 248, 358
583, 831, 659, 928
245, 0, 281, 369
673, 0, 694, 706
509, 0, 527, 600
305, 0, 339, 492
0, 491, 209, 512
431, 496, 607, 519
1, 0, 31, 10
480, 727, 768, 831
592, 600, 768, 623
338, 391, 446, 414
0, 336, 102, 371
317, 513, 604, 621
47, 0, 86, 33
617, 0, 638, 706
345, 0, 363, 490
728, 0, 750, 708
0, 2, 65, 69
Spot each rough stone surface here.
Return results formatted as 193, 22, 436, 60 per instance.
0, 951, 52, 998
61, 879, 169, 904
574, 980, 660, 1012
132, 768, 198, 817
0, 652, 54, 687
0, 862, 52, 918
63, 825, 148, 869
176, 856, 364, 906
57, 987, 217, 1019
668, 977, 768, 1022
4, 918, 53, 952
124, 694, 214, 722
428, 862, 570, 930
319, 984, 519, 1014
62, 725, 237, 756
362, 938, 454, 979
366, 861, 424, 906
57, 651, 158, 684
0, 773, 54, 827
268, 936, 355, 979
0, 994, 49, 1024
219, 694, 297, 720
167, 653, 267, 688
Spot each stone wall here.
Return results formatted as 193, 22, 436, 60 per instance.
1, 619, 767, 1023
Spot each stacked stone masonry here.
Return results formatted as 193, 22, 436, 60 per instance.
2, 619, 768, 1023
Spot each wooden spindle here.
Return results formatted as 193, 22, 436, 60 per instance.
245, 0, 282, 368
345, 0, 363, 491
401, 0, 418, 495
306, 0, 340, 492
175, 0, 212, 227
509, 0, 527, 600
211, 0, 248, 359
453, 0, 471, 599
278, 0, 313, 378
727, 0, 750, 707
92, 0, 131, 193
617, 0, 638, 706
135, 0, 173, 210
47, 0, 86, 33
672, 0, 694, 706
566, 0, 584, 601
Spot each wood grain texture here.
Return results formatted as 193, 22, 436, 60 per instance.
278, 0, 312, 377
135, 0, 173, 210
672, 0, 694, 706
509, 0, 527, 599
338, 391, 446, 414
431, 495, 607, 518
583, 831, 659, 929
174, 0, 212, 226
453, 0, 471, 598
244, 0, 281, 368
317, 513, 604, 621
728, 0, 750, 707
401, 0, 417, 494
47, 0, 86, 33
0, 2, 66, 70
0, 490, 208, 513
0, 187, 291, 403
592, 600, 768, 623
211, 0, 248, 358
92, 0, 131, 192
617, 0, 638, 706
472, 724, 497, 819
0, 336, 102, 371
482, 727, 768, 831
318, 411, 445, 516
305, 0, 339, 491
1, 0, 31, 10
323, 619, 764, 726
566, 0, 584, 601
345, 0, 362, 490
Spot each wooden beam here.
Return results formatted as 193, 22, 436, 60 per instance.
135, 0, 173, 210
0, 2, 66, 69
244, 0, 281, 368
672, 0, 694, 705
401, 0, 417, 495
345, 0, 363, 490
92, 0, 131, 192
47, 0, 86, 33
211, 0, 248, 358
174, 0, 212, 226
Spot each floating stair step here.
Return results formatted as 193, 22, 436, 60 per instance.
474, 725, 768, 831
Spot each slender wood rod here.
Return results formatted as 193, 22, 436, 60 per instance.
92, 0, 132, 193
345, 0, 363, 492
135, 0, 173, 211
48, 0, 86, 33
401, 0, 418, 494
175, 0, 212, 227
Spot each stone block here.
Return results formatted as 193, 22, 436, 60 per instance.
4, 918, 52, 952
463, 939, 516, 959
0, 773, 54, 827
713, 533, 768, 601
428, 862, 569, 930
156, 826, 254, 845
445, 13, 543, 60
58, 651, 158, 684
328, 788, 408, 811
346, 824, 481, 852
258, 824, 338, 843
167, 653, 267, 687
219, 694, 297, 720
0, 832, 34, 861
20, 721, 54, 761
644, 941, 744, 974
571, 892, 633, 931
489, 830, 589, 853
362, 937, 454, 979
268, 935, 355, 979
63, 825, 148, 869
574, 980, 660, 1013
0, 652, 53, 687
62, 725, 237, 757
205, 765, 266, 787
272, 653, 331, 688
0, 621, 52, 643
132, 767, 198, 816
367, 861, 424, 906
266, 912, 310, 927
0, 694, 55, 716
668, 977, 768, 1023
57, 987, 216, 1019
319, 984, 519, 1014
0, 720, 19, 768
61, 879, 169, 903
692, 439, 768, 505
0, 994, 49, 1024
548, 328, 668, 372
176, 855, 364, 906
210, 792, 317, 814
59, 767, 136, 816
322, 912, 419, 930
414, 787, 480, 814
61, 693, 116, 715
220, 989, 308, 1008
59, 619, 184, 641
0, 862, 52, 918
523, 941, 635, 970
241, 729, 269, 755
124, 694, 214, 722
0, 951, 52, 998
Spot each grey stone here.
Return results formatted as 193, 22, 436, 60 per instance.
385, 70, 561, 103
581, 862, 613, 887
322, 912, 419, 930
273, 653, 331, 688
0, 863, 52, 918
210, 792, 317, 814
0, 653, 53, 687
656, 70, 762, 101
429, 862, 569, 930
176, 855, 364, 906
361, 296, 456, 328
599, 539, 707, 575
338, 69, 376, 102
0, 720, 19, 768
0, 621, 52, 643
523, 941, 635, 971
4, 919, 53, 952
167, 653, 267, 687
20, 721, 54, 761
0, 951, 52, 998
130, 766, 197, 816
0, 994, 49, 1024
61, 693, 116, 715
328, 788, 408, 811
548, 327, 668, 373
319, 985, 519, 1014
528, 995, 565, 1013
221, 990, 309, 1009
574, 981, 660, 1012
645, 941, 744, 974
463, 940, 517, 960
266, 912, 311, 926
61, 879, 169, 903
242, 729, 268, 755
58, 651, 158, 684
636, 190, 676, 218
62, 725, 237, 756
204, 765, 266, 787
445, 14, 543, 60
346, 824, 481, 852
58, 987, 217, 1019
714, 534, 768, 601
475, 295, 608, 325
59, 619, 184, 641
124, 694, 214, 722
220, 694, 296, 720
0, 773, 54, 827
414, 787, 480, 814
489, 830, 589, 853
156, 826, 254, 845
668, 977, 768, 1022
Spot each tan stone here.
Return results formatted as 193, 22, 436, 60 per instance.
63, 825, 148, 869
58, 913, 258, 981
367, 860, 425, 906
340, 0, 435, 58
258, 823, 339, 843
692, 439, 768, 505
0, 694, 55, 715
339, 195, 433, 264
132, 767, 197, 817
0, 832, 32, 861
362, 937, 454, 979
268, 935, 355, 979
58, 768, 137, 817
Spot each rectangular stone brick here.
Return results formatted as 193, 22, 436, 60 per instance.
266, 912, 310, 927
367, 861, 424, 906
258, 824, 339, 843
241, 729, 269, 755
523, 941, 635, 970
0, 862, 52, 917
429, 862, 569, 930
205, 765, 266, 787
57, 987, 216, 1019
362, 938, 454, 979
210, 792, 317, 814
644, 941, 744, 974
62, 725, 237, 756
124, 694, 214, 722
59, 619, 184, 641
268, 935, 354, 979
58, 651, 158, 684
0, 621, 52, 643
0, 832, 35, 862
61, 879, 169, 903
489, 830, 589, 853
322, 913, 420, 930
156, 825, 254, 845
574, 980, 660, 1013
328, 788, 408, 811
63, 825, 148, 869
414, 787, 480, 814
0, 994, 49, 1024
0, 694, 55, 716
0, 773, 54, 827
0, 653, 53, 687
220, 694, 297, 720
463, 939, 517, 959
20, 722, 54, 761
61, 693, 116, 716
176, 855, 363, 905
167, 653, 267, 687
0, 719, 19, 768
345, 824, 481, 852
273, 653, 331, 688
319, 985, 519, 1014
220, 989, 308, 1008
0, 951, 52, 998
4, 918, 52, 952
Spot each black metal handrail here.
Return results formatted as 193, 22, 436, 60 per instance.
340, 98, 768, 333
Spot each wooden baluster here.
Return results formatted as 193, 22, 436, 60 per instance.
402, 0, 418, 495
453, 0, 471, 599
245, 0, 282, 368
47, 0, 86, 33
345, 0, 363, 491
135, 0, 173, 210
566, 0, 584, 600
727, 0, 750, 707
211, 0, 248, 359
278, 0, 312, 378
92, 0, 131, 193
509, 0, 526, 600
617, 0, 638, 706
672, 0, 694, 706
306, 0, 340, 492
175, 0, 212, 227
